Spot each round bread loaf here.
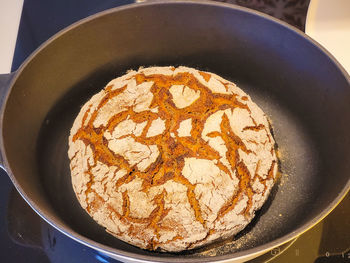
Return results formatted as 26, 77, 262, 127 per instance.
68, 66, 278, 252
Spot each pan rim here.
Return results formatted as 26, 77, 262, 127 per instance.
1, 1, 350, 262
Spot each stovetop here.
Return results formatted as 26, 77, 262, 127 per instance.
1, 0, 349, 262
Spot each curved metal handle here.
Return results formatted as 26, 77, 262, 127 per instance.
0, 72, 16, 172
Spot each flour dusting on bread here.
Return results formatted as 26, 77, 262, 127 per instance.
68, 66, 278, 252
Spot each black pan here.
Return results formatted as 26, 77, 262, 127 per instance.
0, 1, 349, 262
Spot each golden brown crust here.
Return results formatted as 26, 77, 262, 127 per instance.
68, 66, 278, 252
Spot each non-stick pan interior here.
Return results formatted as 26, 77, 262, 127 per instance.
35, 64, 322, 259
3, 2, 350, 262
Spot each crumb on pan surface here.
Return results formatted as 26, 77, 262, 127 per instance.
68, 66, 278, 252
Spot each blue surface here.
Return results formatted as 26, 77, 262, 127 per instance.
11, 0, 135, 71
0, 168, 122, 262
5, 1, 134, 261
0, 170, 49, 262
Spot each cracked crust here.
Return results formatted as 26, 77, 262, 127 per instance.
68, 66, 278, 252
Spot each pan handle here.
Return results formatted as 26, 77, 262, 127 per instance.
0, 72, 16, 171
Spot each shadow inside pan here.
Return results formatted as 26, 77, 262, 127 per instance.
36, 62, 321, 258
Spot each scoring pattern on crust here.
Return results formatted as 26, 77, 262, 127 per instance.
68, 66, 278, 252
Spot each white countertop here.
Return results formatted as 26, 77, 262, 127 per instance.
0, 0, 23, 74
306, 0, 350, 74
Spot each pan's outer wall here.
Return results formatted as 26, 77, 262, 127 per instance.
2, 2, 350, 262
